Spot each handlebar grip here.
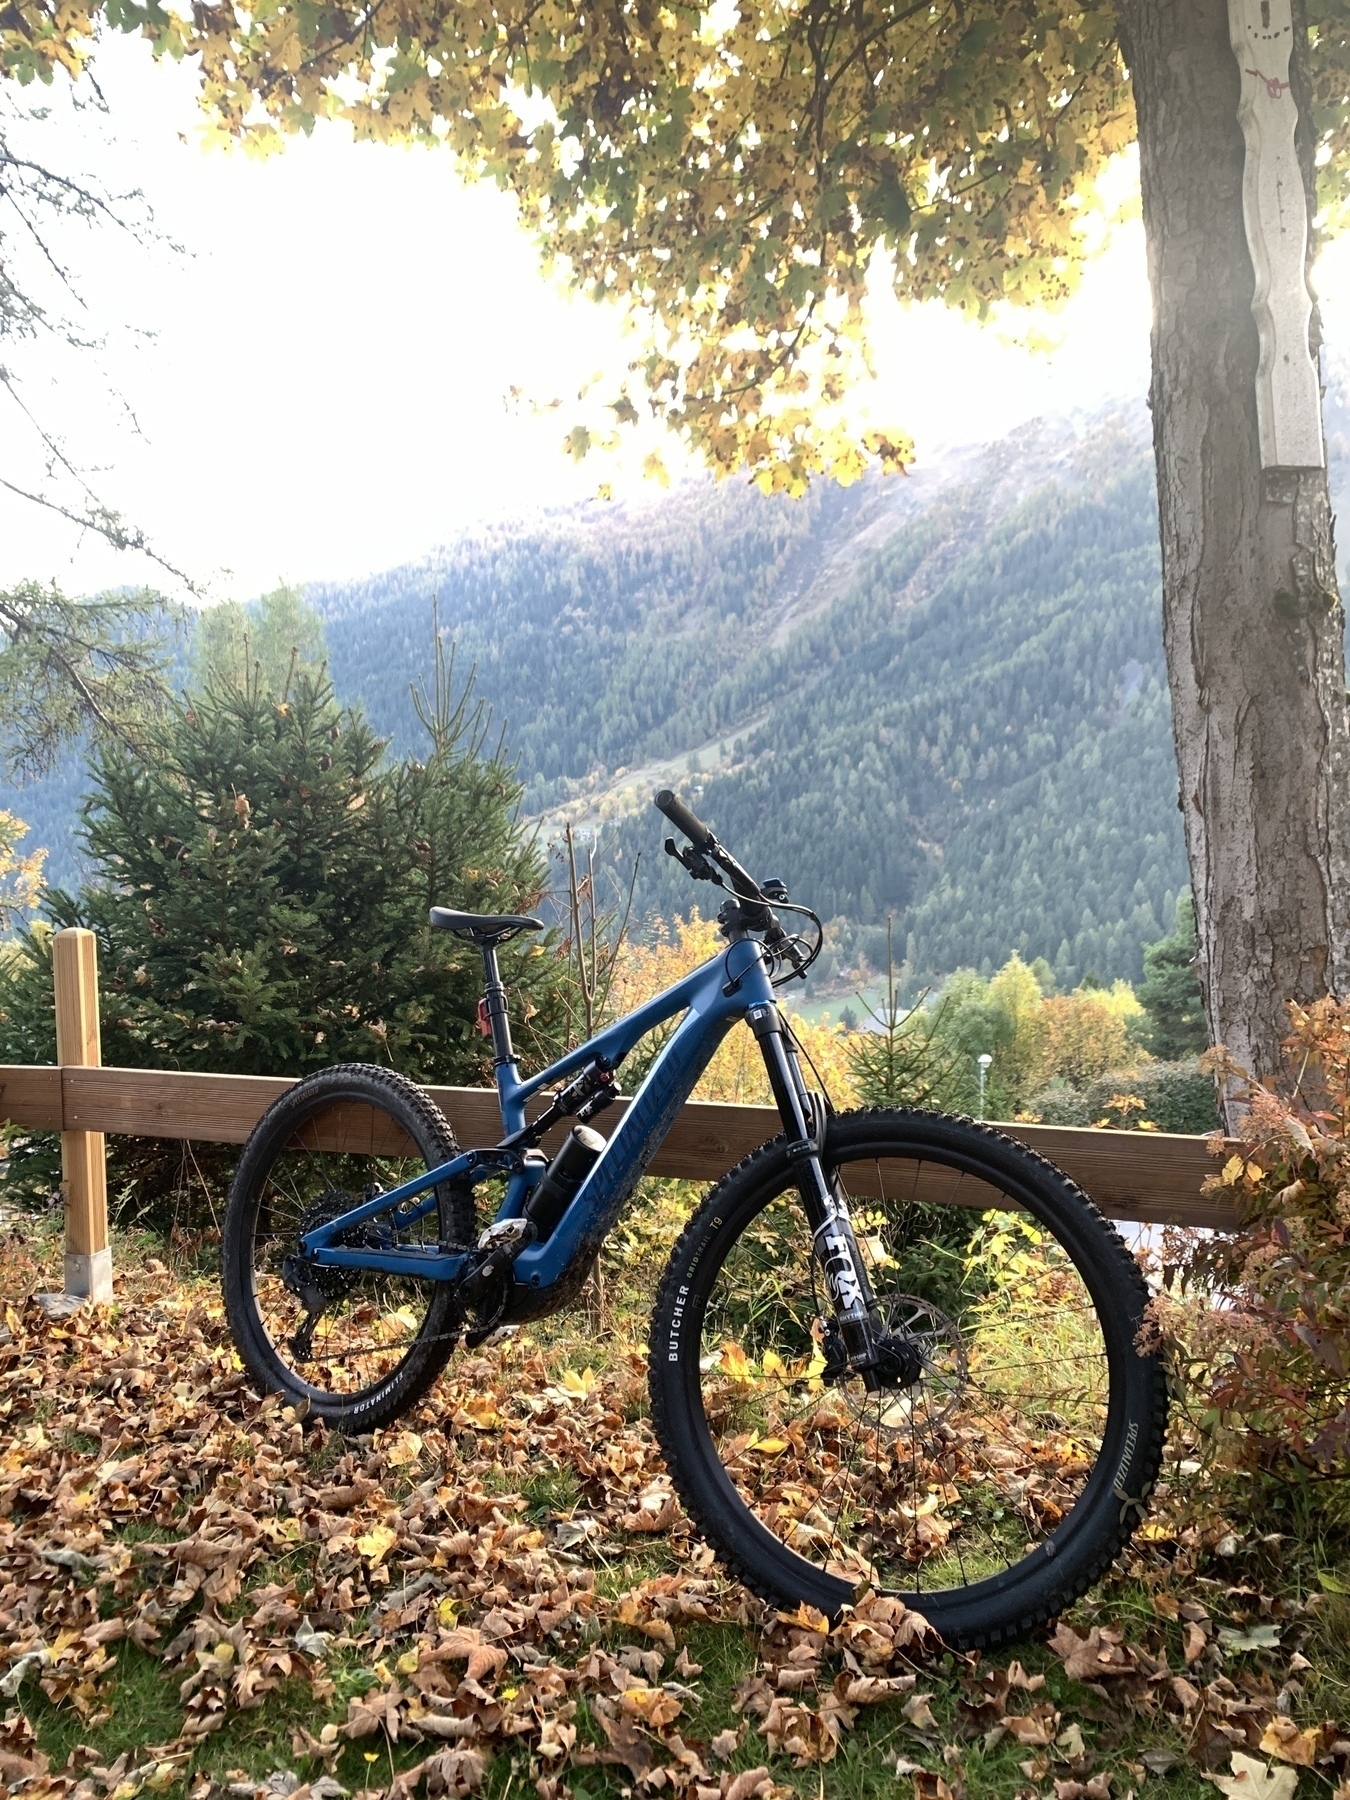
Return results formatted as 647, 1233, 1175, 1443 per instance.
654, 788, 715, 851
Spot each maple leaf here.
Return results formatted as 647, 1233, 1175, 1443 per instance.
1258, 1717, 1323, 1766
1048, 1622, 1139, 1682
1208, 1752, 1298, 1800
354, 1524, 398, 1565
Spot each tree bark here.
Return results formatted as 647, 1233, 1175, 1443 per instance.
1117, 0, 1350, 1091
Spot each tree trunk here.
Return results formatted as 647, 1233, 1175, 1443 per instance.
1118, 0, 1350, 1092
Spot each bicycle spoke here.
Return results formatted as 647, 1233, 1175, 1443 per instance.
695, 1146, 1114, 1595
244, 1096, 450, 1396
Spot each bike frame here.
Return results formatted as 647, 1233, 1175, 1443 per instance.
297, 932, 788, 1307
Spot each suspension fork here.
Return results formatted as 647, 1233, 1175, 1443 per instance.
745, 1000, 886, 1385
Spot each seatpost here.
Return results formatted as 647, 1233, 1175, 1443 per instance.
479, 941, 516, 1066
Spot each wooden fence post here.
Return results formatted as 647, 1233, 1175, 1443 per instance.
53, 929, 111, 1303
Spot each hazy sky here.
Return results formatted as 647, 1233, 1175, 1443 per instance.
4, 34, 1346, 603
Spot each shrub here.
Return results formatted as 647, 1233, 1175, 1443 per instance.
1153, 1000, 1350, 1478
1024, 1059, 1220, 1133
1024, 1077, 1092, 1126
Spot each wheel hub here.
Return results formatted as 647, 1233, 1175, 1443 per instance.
828, 1295, 969, 1435
868, 1329, 926, 1390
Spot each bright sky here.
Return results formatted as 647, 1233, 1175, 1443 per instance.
4, 33, 1347, 603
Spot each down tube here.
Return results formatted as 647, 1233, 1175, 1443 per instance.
499, 991, 765, 1322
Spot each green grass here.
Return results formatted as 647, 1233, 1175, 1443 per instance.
11, 1522, 1349, 1800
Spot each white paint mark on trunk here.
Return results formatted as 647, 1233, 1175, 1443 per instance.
1228, 0, 1324, 469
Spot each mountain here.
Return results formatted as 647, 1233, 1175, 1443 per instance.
302, 407, 1184, 986
14, 395, 1342, 989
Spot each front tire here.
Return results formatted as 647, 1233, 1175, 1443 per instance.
223, 1063, 475, 1431
649, 1109, 1167, 1649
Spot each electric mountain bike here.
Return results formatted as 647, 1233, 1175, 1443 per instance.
222, 789, 1168, 1648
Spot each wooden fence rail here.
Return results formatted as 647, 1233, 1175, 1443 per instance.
2, 931, 1237, 1305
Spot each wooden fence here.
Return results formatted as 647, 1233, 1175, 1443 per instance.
3, 931, 1238, 1305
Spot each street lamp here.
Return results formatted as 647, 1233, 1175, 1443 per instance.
976, 1053, 993, 1121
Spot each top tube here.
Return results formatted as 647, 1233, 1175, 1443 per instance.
494, 939, 766, 1138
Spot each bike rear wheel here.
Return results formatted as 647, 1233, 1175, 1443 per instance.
222, 1063, 474, 1431
649, 1108, 1167, 1649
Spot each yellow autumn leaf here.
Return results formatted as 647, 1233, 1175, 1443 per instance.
1221, 1154, 1245, 1186
749, 1437, 788, 1455
720, 1342, 754, 1381
778, 1602, 832, 1634
1258, 1718, 1321, 1767
384, 1430, 423, 1467
1246, 1161, 1265, 1183
396, 1649, 420, 1675
355, 1523, 398, 1564
457, 1393, 500, 1429
559, 1366, 597, 1397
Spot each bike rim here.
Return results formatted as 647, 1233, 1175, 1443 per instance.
692, 1147, 1118, 1598
245, 1095, 450, 1399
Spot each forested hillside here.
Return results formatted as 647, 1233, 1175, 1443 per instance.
304, 408, 1187, 986
13, 399, 1331, 986
614, 451, 1181, 989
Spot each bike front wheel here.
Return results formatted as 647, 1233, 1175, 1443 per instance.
649, 1109, 1167, 1649
223, 1063, 475, 1431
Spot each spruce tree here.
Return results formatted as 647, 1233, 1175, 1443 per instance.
1138, 895, 1209, 1062
0, 641, 569, 1221
846, 922, 960, 1110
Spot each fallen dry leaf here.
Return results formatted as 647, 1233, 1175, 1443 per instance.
1208, 1752, 1299, 1800
1258, 1716, 1322, 1767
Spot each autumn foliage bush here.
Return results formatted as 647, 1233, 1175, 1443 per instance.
1155, 999, 1350, 1477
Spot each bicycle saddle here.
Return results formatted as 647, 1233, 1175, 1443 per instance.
428, 907, 544, 944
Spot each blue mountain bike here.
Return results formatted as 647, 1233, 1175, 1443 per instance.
222, 790, 1167, 1647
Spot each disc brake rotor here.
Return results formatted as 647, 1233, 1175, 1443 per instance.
840, 1294, 968, 1437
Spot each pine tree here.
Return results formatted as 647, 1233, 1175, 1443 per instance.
846, 921, 960, 1110
1138, 895, 1209, 1062
0, 644, 570, 1221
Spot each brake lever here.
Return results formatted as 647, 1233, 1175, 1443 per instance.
764, 915, 808, 976
665, 837, 724, 884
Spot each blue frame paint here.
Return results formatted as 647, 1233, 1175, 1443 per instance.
298, 935, 778, 1299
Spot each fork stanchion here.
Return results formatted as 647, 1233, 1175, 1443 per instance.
53, 928, 112, 1304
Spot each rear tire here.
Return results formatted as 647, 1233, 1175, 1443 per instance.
223, 1063, 474, 1431
649, 1109, 1167, 1649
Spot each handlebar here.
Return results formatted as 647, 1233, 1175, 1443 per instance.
654, 789, 715, 852
658, 784, 813, 979
655, 787, 764, 904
